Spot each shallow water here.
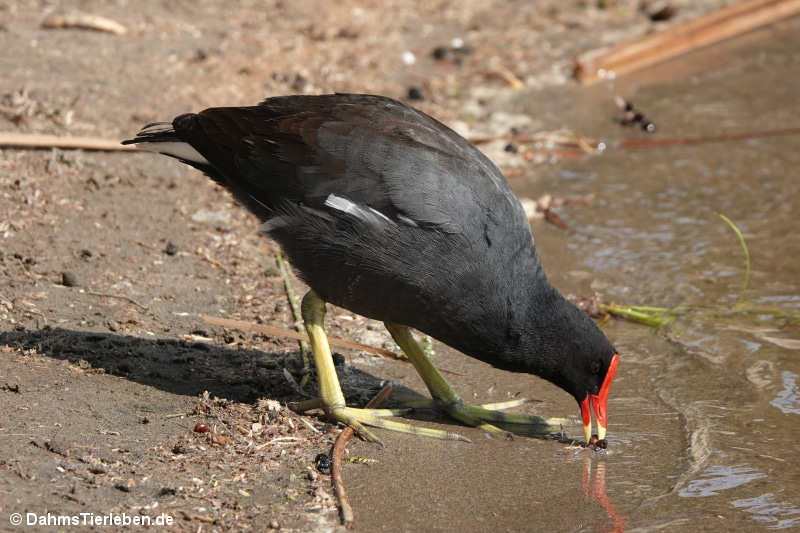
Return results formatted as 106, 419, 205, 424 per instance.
349, 18, 800, 533
513, 19, 800, 532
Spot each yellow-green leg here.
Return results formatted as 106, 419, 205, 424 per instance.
385, 323, 568, 437
292, 291, 470, 442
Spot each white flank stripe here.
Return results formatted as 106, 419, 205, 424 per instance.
324, 194, 394, 226
324, 194, 360, 216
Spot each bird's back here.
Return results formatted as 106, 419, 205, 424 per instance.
126, 94, 545, 360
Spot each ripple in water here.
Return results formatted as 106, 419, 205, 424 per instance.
678, 465, 765, 498
771, 371, 800, 415
732, 493, 800, 530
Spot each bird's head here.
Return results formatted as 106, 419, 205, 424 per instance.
533, 295, 620, 446
575, 351, 619, 445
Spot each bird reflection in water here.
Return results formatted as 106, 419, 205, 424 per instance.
583, 457, 627, 533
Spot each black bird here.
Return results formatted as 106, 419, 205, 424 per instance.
123, 94, 619, 444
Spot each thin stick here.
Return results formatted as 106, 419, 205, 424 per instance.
616, 127, 800, 149
574, 0, 800, 84
202, 315, 465, 376
203, 315, 403, 359
275, 252, 311, 384
0, 132, 135, 151
469, 127, 800, 150
332, 384, 392, 528
86, 290, 149, 310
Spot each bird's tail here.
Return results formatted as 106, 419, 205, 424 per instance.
121, 120, 209, 166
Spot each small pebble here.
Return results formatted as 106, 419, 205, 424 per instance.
407, 87, 424, 101
172, 444, 187, 454
61, 271, 78, 287
641, 121, 656, 133
269, 519, 280, 529
164, 241, 178, 255
504, 143, 518, 153
114, 480, 134, 492
646, 2, 677, 21
432, 46, 449, 60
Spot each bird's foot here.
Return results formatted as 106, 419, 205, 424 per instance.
290, 398, 471, 443
404, 397, 569, 438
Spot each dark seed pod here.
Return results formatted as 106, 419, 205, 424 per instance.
194, 423, 209, 433
315, 453, 332, 474
432, 46, 449, 60
407, 87, 424, 101
61, 271, 78, 287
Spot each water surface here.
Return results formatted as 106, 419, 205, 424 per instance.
348, 19, 800, 532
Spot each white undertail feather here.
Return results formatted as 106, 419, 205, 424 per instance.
259, 205, 332, 233
259, 217, 288, 232
135, 141, 209, 165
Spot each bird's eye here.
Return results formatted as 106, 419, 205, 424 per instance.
590, 360, 601, 375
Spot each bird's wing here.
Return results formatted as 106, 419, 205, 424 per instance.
170, 94, 530, 245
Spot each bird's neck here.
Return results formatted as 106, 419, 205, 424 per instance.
432, 252, 562, 373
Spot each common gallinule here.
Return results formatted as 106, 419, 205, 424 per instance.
123, 94, 619, 445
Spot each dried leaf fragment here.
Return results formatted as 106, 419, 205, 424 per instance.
41, 13, 127, 35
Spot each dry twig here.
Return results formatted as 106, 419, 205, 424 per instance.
202, 315, 464, 376
0, 132, 134, 151
332, 384, 392, 527
275, 252, 312, 384
203, 315, 402, 359
86, 290, 149, 310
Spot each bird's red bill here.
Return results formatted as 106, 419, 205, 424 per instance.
580, 353, 620, 443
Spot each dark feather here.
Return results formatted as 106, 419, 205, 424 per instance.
124, 94, 616, 401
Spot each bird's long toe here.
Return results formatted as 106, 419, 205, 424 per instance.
443, 401, 569, 437
336, 406, 471, 442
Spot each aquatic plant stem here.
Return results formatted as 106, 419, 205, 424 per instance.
718, 214, 751, 304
